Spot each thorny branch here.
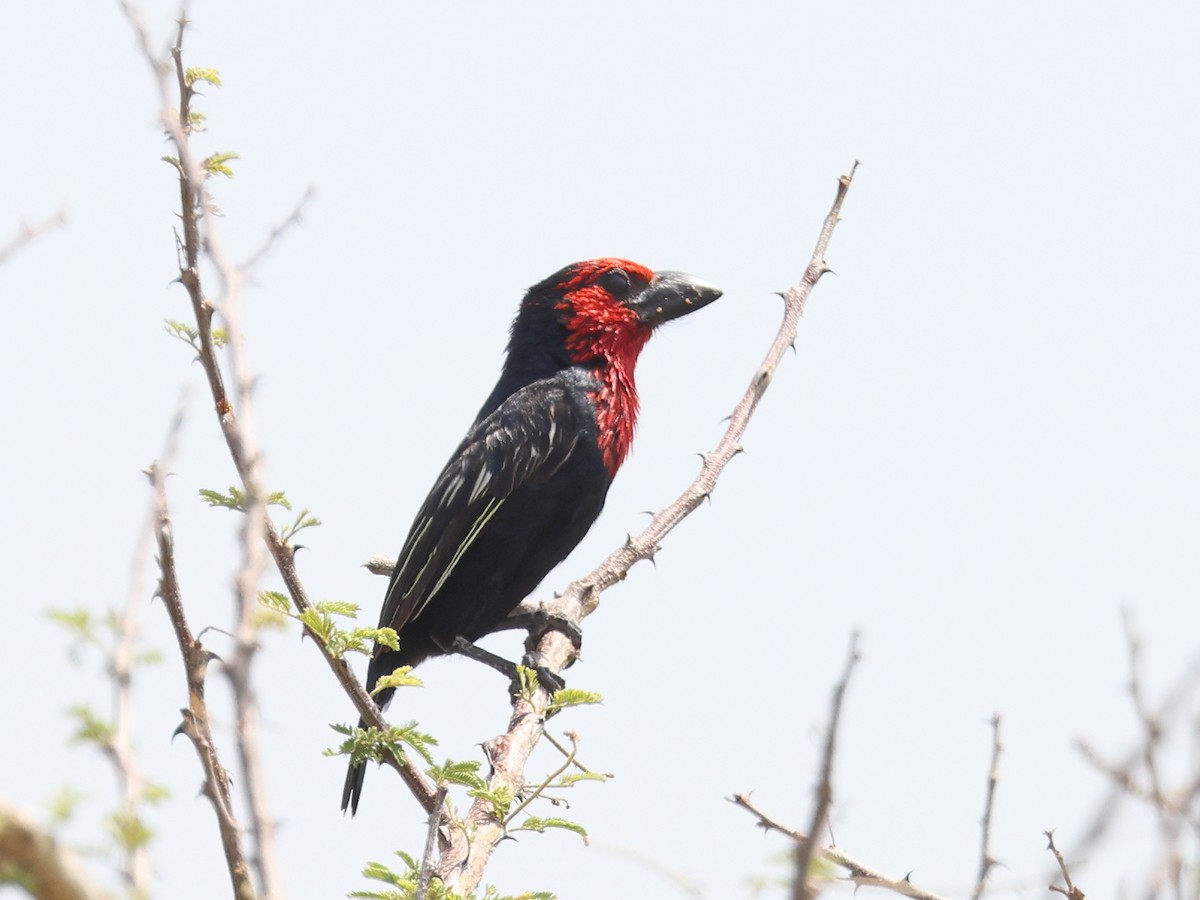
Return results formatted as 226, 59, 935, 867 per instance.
794, 632, 860, 900
970, 713, 1003, 900
432, 163, 860, 894
729, 793, 950, 900
1044, 830, 1085, 900
148, 461, 257, 900
118, 5, 436, 867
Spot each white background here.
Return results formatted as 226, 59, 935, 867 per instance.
2, 2, 1198, 898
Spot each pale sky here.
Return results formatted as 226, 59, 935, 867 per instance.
3, 2, 1198, 898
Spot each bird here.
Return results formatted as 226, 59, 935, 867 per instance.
342, 258, 720, 813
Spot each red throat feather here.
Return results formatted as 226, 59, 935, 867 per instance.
554, 259, 655, 478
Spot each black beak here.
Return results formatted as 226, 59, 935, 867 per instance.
630, 271, 722, 328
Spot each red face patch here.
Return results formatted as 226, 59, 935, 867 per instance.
554, 259, 656, 477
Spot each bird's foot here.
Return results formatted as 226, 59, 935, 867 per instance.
505, 606, 583, 651
445, 636, 565, 696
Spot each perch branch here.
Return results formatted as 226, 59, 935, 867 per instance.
434, 163, 859, 893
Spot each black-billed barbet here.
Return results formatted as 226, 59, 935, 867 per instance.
342, 258, 720, 812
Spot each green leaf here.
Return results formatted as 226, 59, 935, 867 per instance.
467, 785, 514, 819
546, 689, 602, 714
185, 67, 223, 87
163, 318, 201, 350
65, 705, 113, 748
281, 506, 322, 543
46, 786, 85, 828
199, 486, 244, 510
514, 665, 542, 700
314, 600, 360, 618
427, 759, 485, 790
258, 590, 292, 614
372, 666, 423, 695
46, 608, 94, 641
511, 816, 589, 845
142, 782, 170, 805
553, 771, 609, 788
203, 151, 240, 178
108, 810, 154, 851
325, 722, 437, 768
265, 491, 292, 510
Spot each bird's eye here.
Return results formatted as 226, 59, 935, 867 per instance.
597, 268, 631, 297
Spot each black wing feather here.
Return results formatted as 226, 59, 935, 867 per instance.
375, 379, 584, 646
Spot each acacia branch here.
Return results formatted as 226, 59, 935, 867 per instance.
729, 793, 949, 900
148, 461, 257, 900
118, 4, 436, 818
435, 163, 859, 893
1044, 831, 1085, 900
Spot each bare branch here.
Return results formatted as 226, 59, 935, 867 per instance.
238, 186, 315, 272
148, 460, 257, 900
0, 801, 102, 900
435, 163, 859, 894
730, 793, 950, 900
0, 207, 66, 266
415, 786, 448, 900
794, 632, 860, 900
1044, 830, 1085, 900
118, 4, 437, 819
970, 713, 1003, 900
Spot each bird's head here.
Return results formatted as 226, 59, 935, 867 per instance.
511, 258, 722, 372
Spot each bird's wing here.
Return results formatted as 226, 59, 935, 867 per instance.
376, 380, 586, 640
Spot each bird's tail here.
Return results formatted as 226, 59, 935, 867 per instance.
341, 716, 371, 815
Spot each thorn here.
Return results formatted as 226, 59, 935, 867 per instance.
773, 291, 787, 301
693, 452, 706, 463
788, 342, 797, 355
172, 720, 187, 741
904, 871, 913, 883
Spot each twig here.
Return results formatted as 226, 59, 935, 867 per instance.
1044, 830, 1085, 900
1121, 610, 1185, 900
238, 186, 314, 272
1066, 646, 1200, 868
730, 793, 950, 900
434, 163, 859, 894
970, 713, 1002, 900
415, 786, 448, 900
148, 461, 257, 900
0, 207, 66, 266
794, 632, 860, 900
